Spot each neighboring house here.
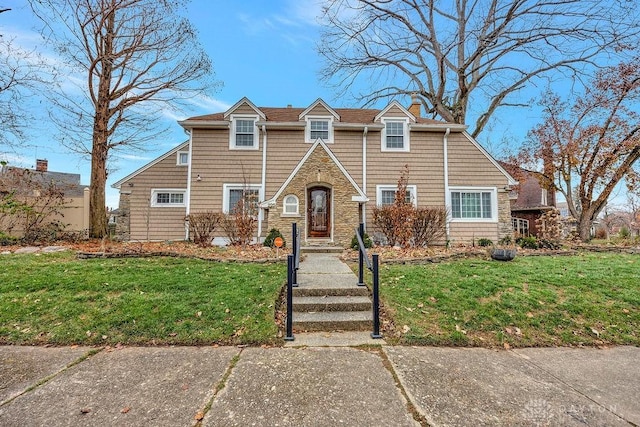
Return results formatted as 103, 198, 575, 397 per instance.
500, 163, 556, 237
112, 97, 517, 246
0, 159, 90, 236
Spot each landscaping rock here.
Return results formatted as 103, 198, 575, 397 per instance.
42, 246, 68, 253
14, 247, 39, 254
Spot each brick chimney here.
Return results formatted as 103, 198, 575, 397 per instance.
36, 159, 48, 172
408, 93, 421, 118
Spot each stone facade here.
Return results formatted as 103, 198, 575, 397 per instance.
266, 144, 361, 246
497, 191, 514, 241
116, 191, 131, 241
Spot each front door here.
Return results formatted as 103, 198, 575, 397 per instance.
308, 187, 330, 238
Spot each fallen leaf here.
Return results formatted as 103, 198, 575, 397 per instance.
417, 302, 424, 308
196, 311, 202, 317
405, 307, 415, 312
591, 328, 600, 337
402, 325, 410, 334
429, 296, 437, 303
526, 312, 534, 318
623, 308, 630, 313
504, 342, 511, 350
80, 408, 91, 414
455, 325, 467, 334
505, 327, 513, 335
514, 327, 522, 336
194, 411, 205, 421
121, 407, 131, 414
225, 308, 230, 313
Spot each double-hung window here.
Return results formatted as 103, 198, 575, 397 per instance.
305, 117, 333, 143
376, 185, 417, 207
450, 188, 495, 220
223, 184, 262, 215
382, 118, 410, 151
151, 189, 186, 207
230, 116, 258, 149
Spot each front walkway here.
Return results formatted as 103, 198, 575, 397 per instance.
1, 345, 637, 426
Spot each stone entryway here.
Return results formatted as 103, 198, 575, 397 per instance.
307, 186, 331, 238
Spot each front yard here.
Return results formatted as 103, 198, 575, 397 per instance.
0, 252, 286, 345
0, 247, 638, 347
379, 252, 640, 347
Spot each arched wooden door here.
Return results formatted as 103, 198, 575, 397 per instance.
308, 186, 330, 238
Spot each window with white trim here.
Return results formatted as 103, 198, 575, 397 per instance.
305, 117, 333, 143
230, 116, 258, 149
450, 189, 496, 220
283, 194, 299, 215
177, 150, 189, 166
376, 185, 417, 206
223, 184, 262, 214
381, 118, 410, 151
151, 189, 186, 207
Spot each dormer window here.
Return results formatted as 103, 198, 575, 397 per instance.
230, 115, 259, 150
305, 117, 334, 143
381, 118, 410, 152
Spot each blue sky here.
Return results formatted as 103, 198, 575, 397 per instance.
1, 0, 553, 209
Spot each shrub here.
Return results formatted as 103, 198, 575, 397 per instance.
499, 235, 513, 246
0, 231, 18, 246
477, 238, 493, 247
188, 211, 222, 247
517, 236, 539, 249
594, 227, 607, 239
619, 226, 631, 239
538, 238, 561, 250
412, 206, 447, 247
221, 190, 258, 246
351, 232, 373, 250
264, 228, 286, 248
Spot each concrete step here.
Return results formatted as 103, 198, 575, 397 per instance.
292, 311, 372, 332
293, 295, 372, 312
292, 286, 370, 297
301, 246, 344, 254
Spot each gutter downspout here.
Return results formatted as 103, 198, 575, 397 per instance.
362, 126, 368, 229
443, 127, 451, 243
258, 124, 267, 241
184, 128, 193, 241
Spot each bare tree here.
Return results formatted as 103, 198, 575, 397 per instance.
518, 60, 640, 241
29, 0, 216, 238
0, 8, 51, 149
318, 0, 640, 137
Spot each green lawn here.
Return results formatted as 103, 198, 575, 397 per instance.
378, 252, 640, 347
0, 252, 286, 345
2, 250, 638, 347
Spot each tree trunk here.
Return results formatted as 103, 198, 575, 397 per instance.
577, 211, 595, 242
89, 138, 108, 238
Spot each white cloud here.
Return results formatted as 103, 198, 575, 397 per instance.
0, 152, 32, 167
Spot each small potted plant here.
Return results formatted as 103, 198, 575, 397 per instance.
490, 236, 517, 261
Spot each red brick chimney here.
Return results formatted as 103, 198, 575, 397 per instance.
36, 159, 48, 172
408, 93, 421, 118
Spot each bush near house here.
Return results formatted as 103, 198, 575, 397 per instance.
372, 165, 447, 247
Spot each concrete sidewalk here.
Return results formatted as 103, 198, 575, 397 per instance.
1, 344, 638, 426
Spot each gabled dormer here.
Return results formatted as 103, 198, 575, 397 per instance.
375, 100, 416, 152
224, 97, 266, 150
299, 98, 340, 144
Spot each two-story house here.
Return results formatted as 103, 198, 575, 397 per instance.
112, 97, 516, 246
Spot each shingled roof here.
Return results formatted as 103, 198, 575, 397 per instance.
186, 106, 446, 125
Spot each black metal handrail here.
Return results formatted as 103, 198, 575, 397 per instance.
355, 223, 382, 339
285, 222, 301, 341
